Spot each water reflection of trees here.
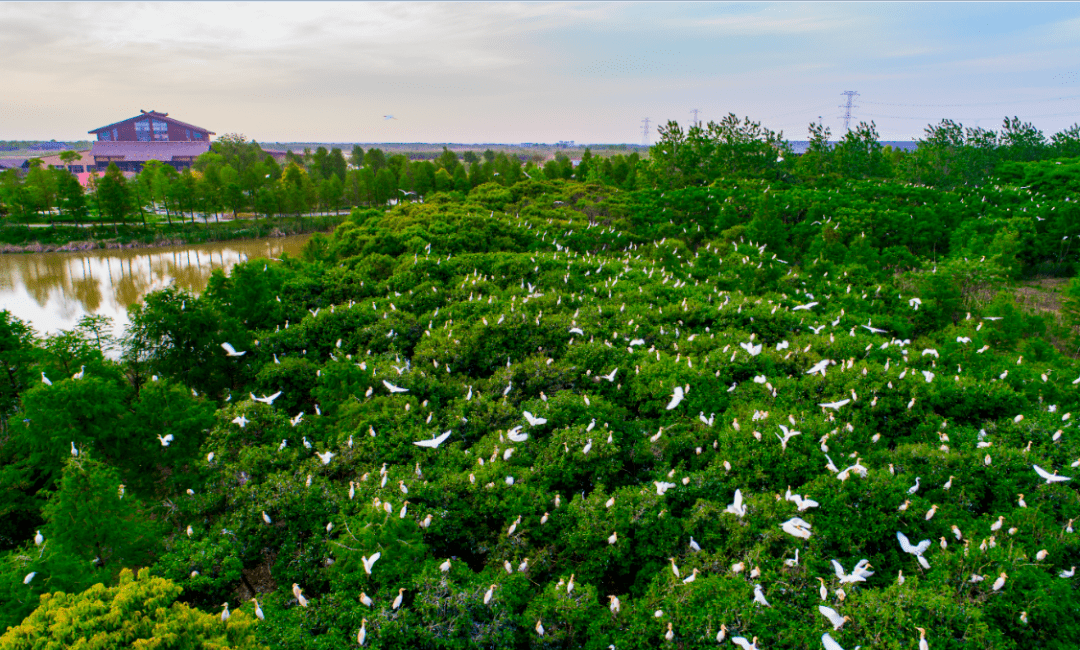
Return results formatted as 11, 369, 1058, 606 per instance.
0, 236, 309, 333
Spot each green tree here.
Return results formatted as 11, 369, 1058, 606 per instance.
40, 456, 161, 570
350, 144, 365, 168
0, 311, 35, 425
326, 147, 347, 182
364, 148, 387, 175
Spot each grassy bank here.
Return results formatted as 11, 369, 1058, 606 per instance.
0, 214, 347, 253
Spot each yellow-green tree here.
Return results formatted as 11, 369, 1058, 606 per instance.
0, 568, 265, 649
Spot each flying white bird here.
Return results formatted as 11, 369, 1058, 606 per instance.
897, 531, 931, 569
316, 451, 334, 465
819, 606, 850, 630
523, 411, 548, 426
157, 434, 174, 447
232, 415, 249, 428
507, 427, 528, 443
382, 380, 408, 393
251, 391, 282, 405
725, 489, 747, 517
781, 517, 812, 539
1033, 464, 1071, 483
819, 399, 851, 410
221, 342, 246, 357
665, 386, 685, 410
655, 481, 677, 495
413, 430, 453, 449
362, 553, 381, 574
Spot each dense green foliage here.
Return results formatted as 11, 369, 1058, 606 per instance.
2, 115, 1080, 648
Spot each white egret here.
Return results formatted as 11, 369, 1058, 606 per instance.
1033, 464, 1071, 483
382, 380, 408, 393
523, 411, 547, 426
665, 385, 685, 410
819, 605, 850, 630
250, 391, 282, 405
221, 342, 246, 357
392, 588, 405, 610
362, 552, 381, 574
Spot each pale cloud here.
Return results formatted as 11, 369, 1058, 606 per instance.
1, 2, 1079, 144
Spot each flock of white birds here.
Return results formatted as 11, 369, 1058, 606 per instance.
43, 205, 1079, 648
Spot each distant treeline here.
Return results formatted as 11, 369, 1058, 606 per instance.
2, 115, 1078, 238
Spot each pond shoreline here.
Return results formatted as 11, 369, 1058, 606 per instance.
0, 216, 345, 255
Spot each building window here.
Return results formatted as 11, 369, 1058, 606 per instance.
185, 128, 191, 140
70, 165, 84, 173
113, 128, 119, 141
152, 119, 169, 141
99, 130, 111, 141
193, 131, 204, 140
135, 119, 151, 142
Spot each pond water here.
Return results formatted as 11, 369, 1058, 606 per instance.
0, 235, 312, 340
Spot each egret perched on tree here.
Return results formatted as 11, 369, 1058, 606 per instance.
34, 530, 43, 546
72, 365, 85, 380
221, 602, 230, 622
157, 434, 173, 447
732, 636, 759, 650
292, 584, 309, 607
251, 598, 264, 620
41, 372, 52, 386
358, 618, 367, 645
992, 571, 1008, 591
753, 584, 770, 607
484, 584, 496, 605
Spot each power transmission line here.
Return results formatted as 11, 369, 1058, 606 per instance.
690, 109, 701, 127
641, 118, 651, 146
839, 91, 859, 132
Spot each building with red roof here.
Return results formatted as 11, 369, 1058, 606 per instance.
88, 110, 215, 173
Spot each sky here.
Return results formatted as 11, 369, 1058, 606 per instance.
2, 2, 1079, 145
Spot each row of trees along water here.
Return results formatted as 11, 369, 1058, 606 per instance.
0, 113, 1079, 649
2, 115, 1079, 227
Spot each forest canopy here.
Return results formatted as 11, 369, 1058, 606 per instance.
1, 114, 1080, 649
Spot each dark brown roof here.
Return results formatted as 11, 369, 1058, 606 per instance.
90, 141, 212, 161
88, 110, 215, 136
